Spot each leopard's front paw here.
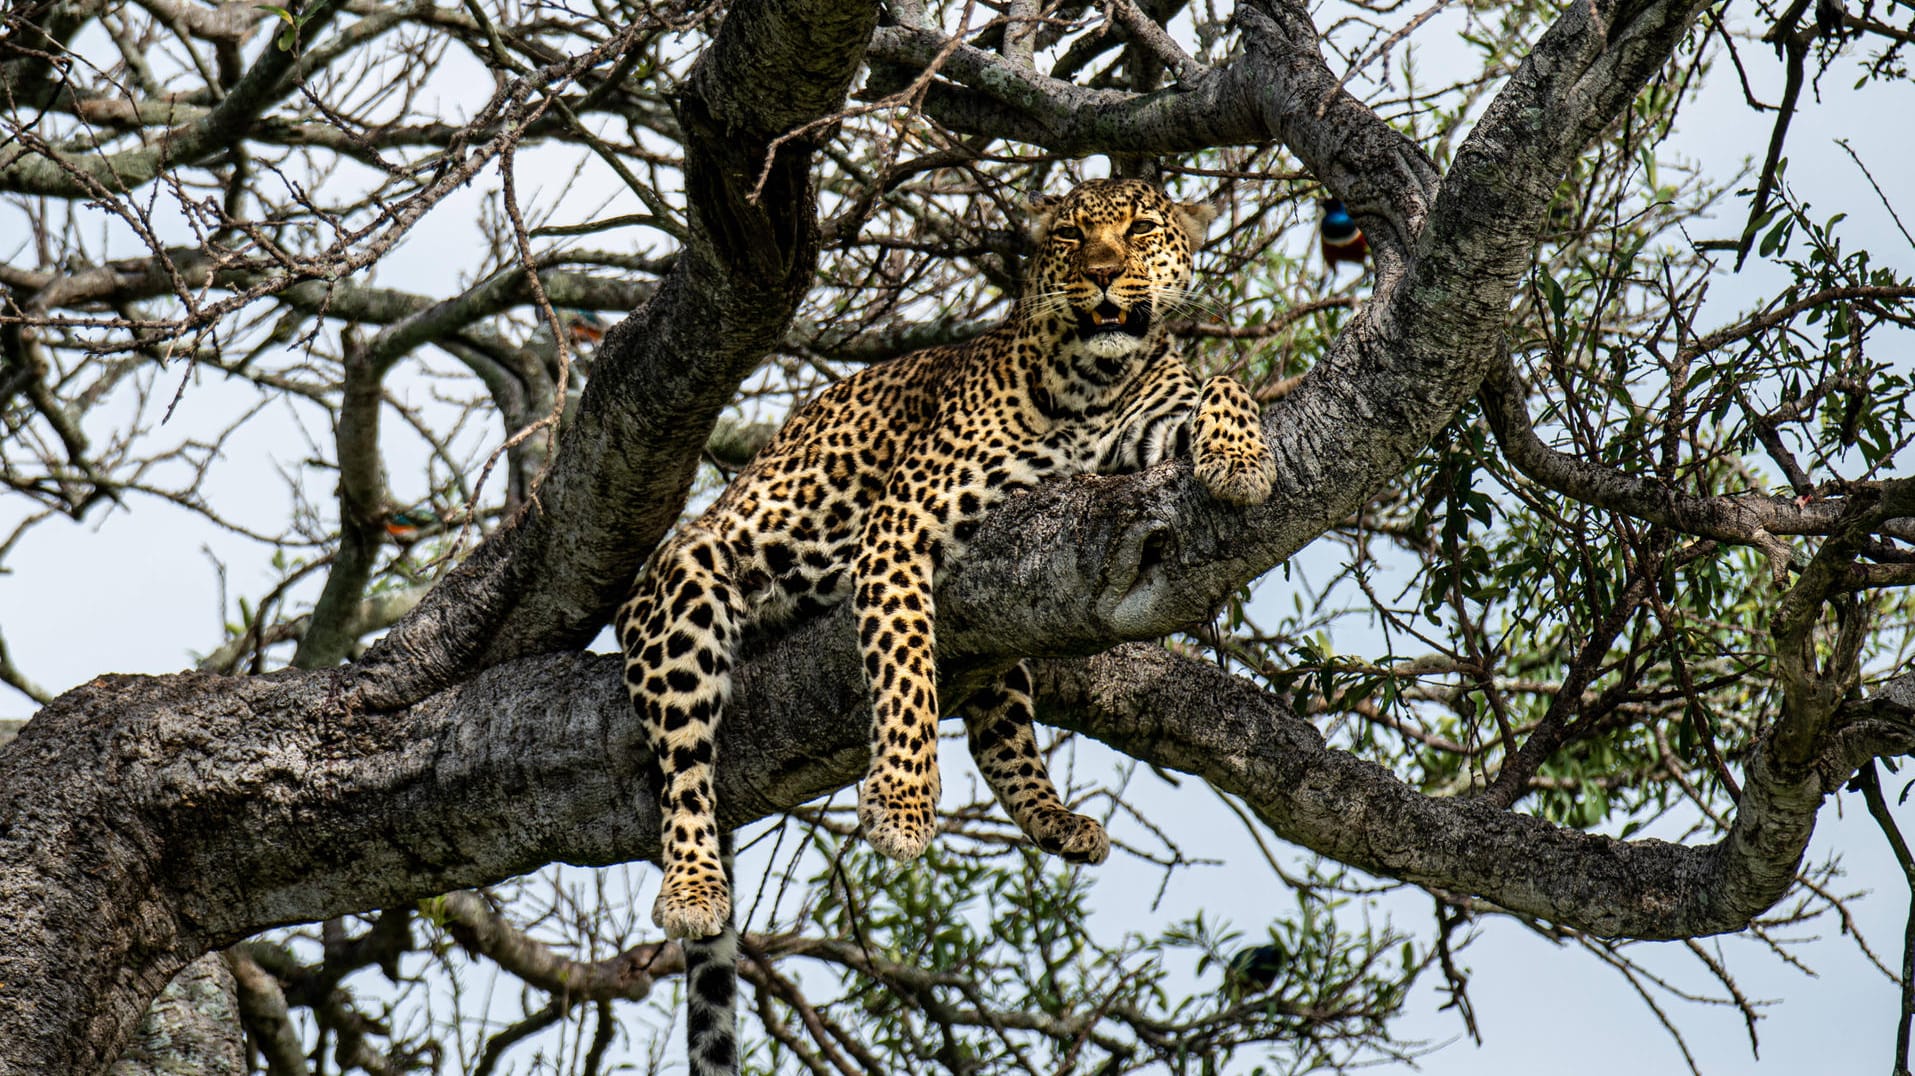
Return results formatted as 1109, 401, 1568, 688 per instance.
1195, 450, 1276, 507
653, 867, 731, 939
1193, 375, 1275, 506
1026, 807, 1111, 865
858, 773, 940, 861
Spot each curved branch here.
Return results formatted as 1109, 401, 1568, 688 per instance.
867, 0, 1439, 276
1482, 351, 1915, 545
435, 891, 662, 1002
227, 950, 312, 1076
1034, 645, 1915, 939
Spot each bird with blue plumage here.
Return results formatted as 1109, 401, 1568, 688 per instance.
1318, 197, 1369, 272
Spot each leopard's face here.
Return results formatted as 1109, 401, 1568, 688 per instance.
1024, 179, 1217, 358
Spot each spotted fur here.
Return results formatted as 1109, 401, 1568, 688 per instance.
617, 179, 1274, 1073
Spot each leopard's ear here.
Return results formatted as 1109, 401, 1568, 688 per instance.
1173, 199, 1220, 244
1023, 193, 1060, 241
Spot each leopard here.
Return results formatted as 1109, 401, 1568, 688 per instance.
614, 178, 1276, 1074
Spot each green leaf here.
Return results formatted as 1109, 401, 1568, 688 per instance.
1540, 272, 1567, 326
1759, 217, 1790, 258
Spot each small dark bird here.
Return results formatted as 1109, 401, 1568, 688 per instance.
1815, 0, 1847, 40
1225, 942, 1287, 993
1318, 198, 1368, 271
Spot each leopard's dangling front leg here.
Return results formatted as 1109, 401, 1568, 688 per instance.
851, 498, 945, 861
962, 661, 1110, 864
1191, 374, 1276, 506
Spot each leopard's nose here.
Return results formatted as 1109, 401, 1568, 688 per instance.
1084, 265, 1120, 288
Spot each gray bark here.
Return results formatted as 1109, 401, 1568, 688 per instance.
1034, 648, 1915, 940
106, 956, 245, 1076
0, 0, 879, 1063
0, 3, 332, 196
4, 620, 1908, 1072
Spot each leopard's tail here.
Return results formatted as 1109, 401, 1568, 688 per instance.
684, 832, 738, 1076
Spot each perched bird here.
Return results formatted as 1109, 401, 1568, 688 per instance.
1318, 198, 1368, 271
1815, 0, 1847, 39
1225, 942, 1288, 994
383, 506, 442, 542
563, 308, 606, 347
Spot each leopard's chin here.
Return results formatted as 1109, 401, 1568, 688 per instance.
1078, 331, 1144, 359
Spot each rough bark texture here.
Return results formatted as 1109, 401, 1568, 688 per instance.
6, 0, 1908, 1069
0, 0, 879, 1066
4, 621, 1908, 1072
105, 956, 245, 1076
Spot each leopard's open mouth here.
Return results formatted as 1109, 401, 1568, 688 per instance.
1076, 300, 1149, 338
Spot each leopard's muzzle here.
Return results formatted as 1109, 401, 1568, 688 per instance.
1075, 300, 1150, 339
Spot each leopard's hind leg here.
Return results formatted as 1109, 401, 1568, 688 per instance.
618, 529, 738, 940
962, 661, 1110, 864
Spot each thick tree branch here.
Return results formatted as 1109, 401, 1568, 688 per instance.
7, 605, 1910, 1072
104, 955, 245, 1076
1032, 646, 1915, 939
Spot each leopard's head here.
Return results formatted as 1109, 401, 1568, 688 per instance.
1021, 179, 1216, 358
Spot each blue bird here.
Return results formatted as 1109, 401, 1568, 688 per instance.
1318, 198, 1368, 271
383, 506, 442, 542
563, 308, 606, 346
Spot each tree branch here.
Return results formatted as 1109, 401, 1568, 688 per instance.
1481, 351, 1915, 546
102, 954, 245, 1076
290, 333, 387, 669
226, 949, 313, 1076
866, 0, 1439, 279
434, 890, 662, 1002
7, 595, 1911, 1072
0, 2, 332, 196
1034, 645, 1915, 939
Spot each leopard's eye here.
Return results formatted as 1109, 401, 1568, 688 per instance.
1053, 225, 1084, 241
1128, 219, 1159, 236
